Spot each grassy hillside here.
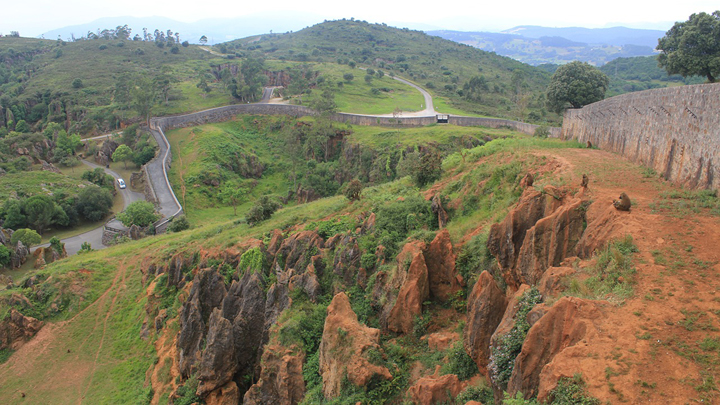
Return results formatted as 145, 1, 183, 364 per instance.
0, 37, 235, 135
218, 19, 559, 123
166, 115, 516, 225
600, 55, 705, 96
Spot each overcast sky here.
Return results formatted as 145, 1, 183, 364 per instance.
2, 0, 718, 37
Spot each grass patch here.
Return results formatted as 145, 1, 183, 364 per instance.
564, 235, 638, 304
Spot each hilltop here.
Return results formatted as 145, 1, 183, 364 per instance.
219, 19, 557, 122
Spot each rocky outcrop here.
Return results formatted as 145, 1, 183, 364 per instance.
488, 186, 588, 289
464, 271, 507, 373
508, 296, 604, 399
197, 309, 237, 397
289, 266, 321, 303
204, 382, 240, 405
273, 231, 324, 272
0, 309, 43, 350
424, 229, 463, 302
243, 344, 305, 405
431, 194, 449, 229
387, 244, 429, 334
12, 241, 29, 269
177, 269, 228, 377
319, 292, 392, 399
221, 272, 267, 387
406, 366, 463, 405
538, 266, 575, 297
332, 233, 360, 283
514, 198, 586, 286
40, 159, 62, 174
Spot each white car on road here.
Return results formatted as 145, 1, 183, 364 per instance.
117, 178, 127, 189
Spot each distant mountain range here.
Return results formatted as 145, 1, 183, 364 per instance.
42, 16, 668, 66
41, 13, 324, 45
428, 26, 667, 66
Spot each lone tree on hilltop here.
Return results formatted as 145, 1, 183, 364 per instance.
657, 11, 720, 83
546, 61, 609, 113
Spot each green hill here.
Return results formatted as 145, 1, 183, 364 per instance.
0, 37, 235, 135
219, 19, 558, 123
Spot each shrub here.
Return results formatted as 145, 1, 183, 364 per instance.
456, 383, 494, 404
489, 287, 542, 390
442, 342, 478, 380
10, 228, 41, 247
344, 179, 363, 201
245, 196, 281, 226
174, 374, 200, 405
565, 235, 638, 303
168, 216, 190, 232
0, 245, 11, 267
534, 125, 550, 138
548, 374, 600, 405
78, 242, 93, 254
117, 201, 159, 227
49, 236, 64, 255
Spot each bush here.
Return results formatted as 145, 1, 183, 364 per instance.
397, 148, 443, 187
442, 342, 478, 380
117, 201, 159, 227
167, 216, 190, 232
534, 125, 550, 138
344, 179, 363, 201
245, 196, 281, 226
49, 236, 64, 255
72, 78, 83, 89
489, 287, 542, 390
10, 228, 41, 247
0, 245, 11, 267
548, 374, 600, 405
456, 383, 494, 404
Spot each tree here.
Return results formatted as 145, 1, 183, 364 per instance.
245, 196, 281, 226
546, 61, 609, 113
397, 148, 443, 187
82, 168, 115, 190
112, 144, 133, 169
117, 201, 159, 227
657, 11, 720, 83
344, 179, 363, 201
0, 245, 11, 268
76, 186, 113, 222
1, 199, 26, 230
10, 228, 41, 248
343, 73, 354, 83
311, 89, 337, 115
218, 182, 245, 216
131, 77, 156, 125
199, 35, 208, 45
24, 195, 68, 234
72, 78, 84, 89
14, 120, 30, 133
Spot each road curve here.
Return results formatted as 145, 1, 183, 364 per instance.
391, 76, 437, 116
36, 160, 144, 255
49, 77, 437, 256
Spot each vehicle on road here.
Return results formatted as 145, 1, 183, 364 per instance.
117, 178, 126, 189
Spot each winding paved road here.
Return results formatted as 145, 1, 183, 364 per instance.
37, 161, 144, 255
51, 74, 436, 256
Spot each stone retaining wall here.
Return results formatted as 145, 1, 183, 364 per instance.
561, 83, 720, 189
151, 103, 559, 136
